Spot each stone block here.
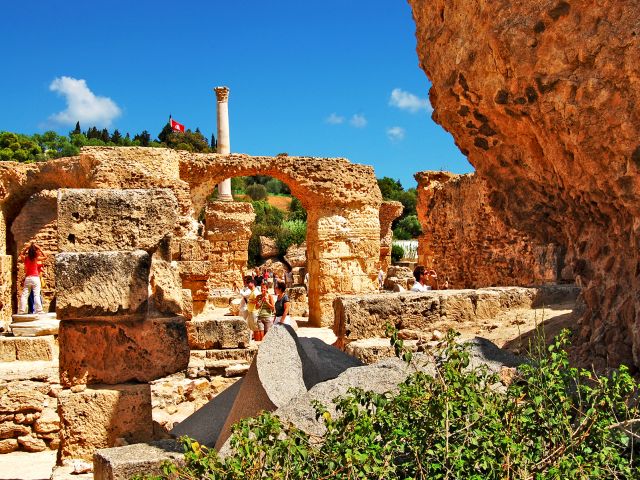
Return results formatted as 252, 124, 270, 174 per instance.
345, 337, 419, 364
0, 384, 46, 413
59, 317, 189, 387
55, 251, 151, 320
178, 238, 211, 261
0, 336, 55, 362
284, 242, 306, 268
0, 438, 19, 453
10, 317, 60, 337
215, 325, 362, 449
58, 384, 153, 462
93, 439, 185, 480
259, 236, 278, 259
149, 258, 184, 316
57, 188, 178, 252
333, 287, 539, 342
178, 261, 212, 279
0, 421, 31, 439
186, 317, 250, 350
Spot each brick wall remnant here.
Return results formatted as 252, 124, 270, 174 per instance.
415, 171, 562, 289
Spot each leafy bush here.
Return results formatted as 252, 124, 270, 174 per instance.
265, 178, 284, 195
251, 200, 284, 226
394, 214, 422, 238
288, 197, 307, 222
246, 184, 268, 201
391, 244, 404, 262
276, 220, 306, 255
139, 330, 640, 480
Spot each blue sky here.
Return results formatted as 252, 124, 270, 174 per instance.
1, 1, 472, 188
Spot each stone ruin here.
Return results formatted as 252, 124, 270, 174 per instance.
408, 0, 640, 369
415, 171, 564, 288
0, 146, 389, 329
0, 145, 401, 468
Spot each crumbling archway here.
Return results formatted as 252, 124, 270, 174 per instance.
178, 151, 383, 326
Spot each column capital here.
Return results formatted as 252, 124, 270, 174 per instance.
214, 86, 230, 102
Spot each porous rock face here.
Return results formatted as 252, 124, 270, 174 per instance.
415, 171, 562, 288
409, 1, 640, 368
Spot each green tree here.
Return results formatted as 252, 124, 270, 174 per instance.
377, 176, 403, 199
158, 123, 173, 144
72, 121, 81, 135
246, 184, 268, 201
134, 131, 151, 147
393, 214, 422, 239
288, 196, 307, 222
110, 129, 122, 144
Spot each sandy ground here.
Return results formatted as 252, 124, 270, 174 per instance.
0, 451, 56, 480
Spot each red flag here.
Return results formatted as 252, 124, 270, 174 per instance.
170, 118, 185, 132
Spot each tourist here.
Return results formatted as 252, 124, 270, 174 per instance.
18, 243, 46, 314
274, 280, 294, 327
239, 276, 258, 338
253, 268, 263, 287
255, 282, 275, 339
378, 268, 385, 290
304, 271, 309, 292
410, 265, 437, 292
285, 269, 294, 288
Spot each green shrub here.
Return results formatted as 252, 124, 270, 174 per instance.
265, 178, 284, 195
288, 197, 307, 222
246, 184, 268, 201
252, 200, 284, 226
395, 214, 422, 238
391, 244, 404, 262
276, 220, 306, 255
139, 330, 640, 480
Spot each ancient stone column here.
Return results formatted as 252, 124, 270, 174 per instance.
214, 86, 233, 201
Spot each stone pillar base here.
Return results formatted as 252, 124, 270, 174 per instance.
57, 383, 153, 463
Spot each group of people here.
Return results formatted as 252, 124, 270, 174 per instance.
247, 267, 299, 291
238, 274, 296, 341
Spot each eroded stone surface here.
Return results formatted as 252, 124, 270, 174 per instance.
409, 1, 640, 368
59, 317, 189, 387
186, 317, 250, 350
333, 287, 539, 343
57, 188, 178, 252
415, 172, 562, 288
0, 336, 55, 361
57, 384, 153, 461
55, 251, 151, 320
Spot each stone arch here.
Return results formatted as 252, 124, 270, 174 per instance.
178, 152, 383, 326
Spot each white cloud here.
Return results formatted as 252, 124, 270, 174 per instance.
48, 76, 122, 127
389, 88, 431, 113
325, 113, 345, 125
386, 126, 406, 142
350, 113, 367, 128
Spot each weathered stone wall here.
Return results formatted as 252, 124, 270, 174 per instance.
415, 171, 562, 288
333, 285, 580, 345
409, 1, 640, 369
0, 255, 11, 331
54, 187, 190, 462
178, 151, 383, 327
0, 147, 382, 327
10, 190, 58, 313
379, 201, 404, 273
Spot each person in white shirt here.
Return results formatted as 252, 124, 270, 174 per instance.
410, 265, 437, 292
378, 268, 385, 290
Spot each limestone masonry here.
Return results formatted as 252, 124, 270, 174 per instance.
415, 171, 562, 288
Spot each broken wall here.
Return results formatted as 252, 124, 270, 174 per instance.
415, 171, 562, 288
